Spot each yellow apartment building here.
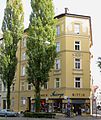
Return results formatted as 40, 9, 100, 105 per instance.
11, 9, 92, 114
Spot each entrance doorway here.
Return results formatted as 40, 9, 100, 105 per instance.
53, 99, 62, 112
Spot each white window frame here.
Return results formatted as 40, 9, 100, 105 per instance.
21, 66, 26, 76
55, 59, 60, 70
12, 83, 15, 92
3, 82, 6, 92
74, 24, 80, 34
28, 83, 32, 91
55, 78, 61, 88
74, 77, 82, 88
21, 97, 26, 106
42, 82, 48, 89
74, 41, 80, 51
56, 42, 60, 52
0, 83, 2, 92
21, 82, 25, 91
22, 52, 26, 60
22, 37, 26, 47
56, 25, 60, 36
11, 97, 14, 107
75, 58, 81, 69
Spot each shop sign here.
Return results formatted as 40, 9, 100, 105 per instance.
41, 94, 47, 97
50, 91, 64, 97
72, 93, 85, 97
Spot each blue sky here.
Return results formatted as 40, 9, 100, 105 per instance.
0, 0, 101, 87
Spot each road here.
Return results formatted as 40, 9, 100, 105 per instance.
0, 115, 101, 120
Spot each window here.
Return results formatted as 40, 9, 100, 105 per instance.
75, 77, 81, 88
28, 83, 32, 90
55, 78, 60, 88
12, 83, 15, 92
21, 97, 26, 106
22, 52, 26, 60
0, 83, 2, 92
44, 82, 48, 89
11, 97, 14, 107
41, 82, 48, 89
75, 58, 81, 69
3, 82, 6, 91
74, 24, 80, 34
56, 42, 60, 52
56, 25, 60, 36
55, 59, 60, 70
75, 41, 80, 50
21, 66, 26, 76
22, 37, 26, 47
21, 82, 24, 91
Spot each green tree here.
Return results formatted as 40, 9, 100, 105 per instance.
26, 0, 57, 112
0, 0, 24, 109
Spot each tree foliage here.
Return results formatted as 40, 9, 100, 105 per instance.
0, 0, 24, 109
26, 0, 57, 112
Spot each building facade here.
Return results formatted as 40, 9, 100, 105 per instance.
0, 33, 7, 110
11, 10, 92, 113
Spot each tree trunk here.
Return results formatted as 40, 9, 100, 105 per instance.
7, 84, 10, 109
35, 86, 40, 112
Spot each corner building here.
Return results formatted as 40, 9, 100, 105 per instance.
11, 10, 92, 113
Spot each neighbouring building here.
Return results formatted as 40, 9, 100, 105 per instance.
0, 33, 7, 109
11, 9, 92, 114
95, 88, 101, 107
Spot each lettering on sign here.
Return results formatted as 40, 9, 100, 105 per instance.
72, 93, 85, 97
50, 91, 64, 97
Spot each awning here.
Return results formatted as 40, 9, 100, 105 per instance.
71, 100, 85, 104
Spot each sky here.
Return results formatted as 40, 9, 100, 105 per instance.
0, 0, 101, 87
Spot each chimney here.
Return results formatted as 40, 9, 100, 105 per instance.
65, 8, 69, 14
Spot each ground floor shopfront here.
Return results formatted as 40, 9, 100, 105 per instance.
29, 98, 90, 115
11, 88, 90, 114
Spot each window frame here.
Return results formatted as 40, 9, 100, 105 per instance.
55, 59, 60, 70
75, 58, 81, 69
21, 66, 26, 76
74, 77, 81, 88
55, 78, 61, 88
74, 41, 80, 51
74, 24, 80, 34
22, 37, 26, 47
56, 25, 60, 36
56, 42, 60, 52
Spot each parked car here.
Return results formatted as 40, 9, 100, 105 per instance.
0, 109, 19, 117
